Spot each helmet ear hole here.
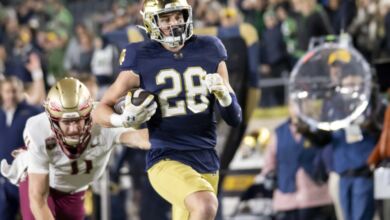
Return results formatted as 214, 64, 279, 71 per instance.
182, 9, 189, 22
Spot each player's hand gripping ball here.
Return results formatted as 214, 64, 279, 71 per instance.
114, 88, 157, 127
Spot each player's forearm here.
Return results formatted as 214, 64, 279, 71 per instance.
30, 197, 54, 220
119, 128, 151, 150
93, 103, 117, 127
217, 93, 242, 127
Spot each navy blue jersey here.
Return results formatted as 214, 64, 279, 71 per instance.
119, 35, 227, 173
0, 101, 42, 164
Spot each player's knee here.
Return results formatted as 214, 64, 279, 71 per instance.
186, 191, 218, 218
197, 197, 218, 218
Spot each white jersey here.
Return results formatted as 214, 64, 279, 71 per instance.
24, 112, 126, 193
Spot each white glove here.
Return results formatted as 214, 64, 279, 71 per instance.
204, 73, 232, 107
121, 92, 157, 127
1, 150, 29, 186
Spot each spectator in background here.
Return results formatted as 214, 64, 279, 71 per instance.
293, 0, 333, 53
16, 0, 39, 26
260, 9, 289, 107
1, 8, 19, 55
4, 25, 41, 83
64, 23, 94, 75
275, 2, 302, 65
259, 106, 334, 220
240, 0, 267, 37
331, 76, 378, 220
203, 1, 223, 26
188, 0, 208, 28
100, 1, 131, 33
35, 0, 73, 83
90, 36, 117, 97
36, 28, 68, 83
347, 0, 379, 61
323, 0, 356, 35
23, 52, 46, 105
321, 124, 377, 220
0, 24, 46, 105
302, 72, 379, 220
378, 0, 390, 59
0, 76, 41, 220
44, 0, 73, 34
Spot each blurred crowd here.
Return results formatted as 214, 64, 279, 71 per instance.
2, 0, 390, 107
1, 0, 390, 219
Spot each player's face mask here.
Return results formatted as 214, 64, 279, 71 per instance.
141, 0, 193, 48
157, 11, 187, 47
45, 78, 93, 159
58, 118, 87, 145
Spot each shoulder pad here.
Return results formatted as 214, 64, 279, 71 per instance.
118, 42, 143, 72
197, 35, 227, 61
24, 113, 51, 148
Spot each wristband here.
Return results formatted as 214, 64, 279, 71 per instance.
110, 113, 123, 127
217, 93, 232, 107
31, 69, 43, 81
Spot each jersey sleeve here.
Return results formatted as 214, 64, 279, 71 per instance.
24, 122, 49, 174
211, 36, 228, 62
118, 43, 139, 72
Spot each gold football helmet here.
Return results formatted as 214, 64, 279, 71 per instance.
45, 77, 93, 159
142, 0, 193, 47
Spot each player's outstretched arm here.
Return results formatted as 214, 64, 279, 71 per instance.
206, 61, 242, 127
117, 128, 151, 150
29, 173, 54, 220
93, 70, 140, 127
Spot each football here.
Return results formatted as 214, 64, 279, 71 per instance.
113, 88, 155, 114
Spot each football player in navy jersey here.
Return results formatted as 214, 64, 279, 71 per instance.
93, 0, 242, 219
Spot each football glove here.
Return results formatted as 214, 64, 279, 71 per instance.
204, 73, 232, 107
120, 92, 157, 127
1, 149, 28, 185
